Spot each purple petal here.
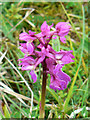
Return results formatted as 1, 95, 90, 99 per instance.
46, 58, 55, 72
47, 45, 57, 54
22, 65, 35, 70
18, 56, 35, 63
41, 21, 51, 36
55, 53, 63, 60
52, 36, 57, 39
58, 29, 70, 37
59, 50, 75, 64
49, 75, 66, 91
30, 70, 37, 83
55, 22, 70, 30
35, 51, 42, 57
49, 23, 54, 29
37, 44, 43, 49
46, 53, 55, 60
61, 54, 74, 64
26, 42, 34, 55
19, 32, 31, 41
40, 37, 45, 44
19, 32, 36, 42
35, 33, 43, 38
60, 37, 66, 43
35, 55, 45, 67
28, 30, 36, 35
49, 71, 70, 91
19, 46, 27, 54
41, 21, 48, 32
19, 43, 27, 48
55, 50, 75, 65
57, 69, 71, 82
49, 63, 71, 91
18, 62, 29, 66
55, 22, 71, 43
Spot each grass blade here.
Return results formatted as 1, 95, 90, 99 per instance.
46, 86, 59, 102
64, 5, 85, 113
60, 2, 81, 40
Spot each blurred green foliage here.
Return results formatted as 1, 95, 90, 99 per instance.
0, 2, 88, 119
5, 4, 22, 20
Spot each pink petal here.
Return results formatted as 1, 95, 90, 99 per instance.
57, 69, 71, 82
35, 55, 45, 67
22, 65, 34, 70
28, 30, 36, 35
60, 37, 66, 43
30, 70, 37, 83
46, 58, 55, 72
37, 44, 43, 49
46, 53, 55, 60
19, 32, 31, 41
19, 43, 27, 48
26, 42, 34, 55
19, 46, 27, 54
52, 36, 57, 39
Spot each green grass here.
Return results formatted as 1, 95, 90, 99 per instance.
0, 2, 88, 119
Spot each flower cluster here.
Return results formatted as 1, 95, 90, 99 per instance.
18, 21, 74, 91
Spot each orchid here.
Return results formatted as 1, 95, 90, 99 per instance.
55, 22, 71, 43
18, 21, 74, 118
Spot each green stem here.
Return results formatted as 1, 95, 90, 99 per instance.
39, 59, 47, 118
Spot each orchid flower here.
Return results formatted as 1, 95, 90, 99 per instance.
19, 21, 74, 90
18, 21, 74, 118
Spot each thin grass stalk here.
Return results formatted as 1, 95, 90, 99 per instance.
64, 5, 85, 114
0, 51, 33, 114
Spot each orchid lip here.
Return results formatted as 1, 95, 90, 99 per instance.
55, 54, 63, 59
56, 60, 63, 64
22, 65, 35, 70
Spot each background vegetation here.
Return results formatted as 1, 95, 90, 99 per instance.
0, 1, 89, 119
